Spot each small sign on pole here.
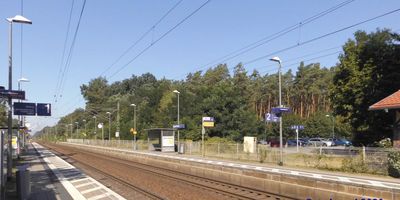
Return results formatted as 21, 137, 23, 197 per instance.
173, 124, 186, 130
202, 116, 215, 127
265, 112, 280, 123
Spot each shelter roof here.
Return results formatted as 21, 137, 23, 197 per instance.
369, 90, 400, 110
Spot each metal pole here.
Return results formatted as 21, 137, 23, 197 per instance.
7, 22, 13, 179
177, 92, 180, 152
201, 126, 205, 157
332, 116, 335, 139
117, 101, 120, 139
278, 62, 283, 166
1, 130, 5, 197
102, 124, 104, 142
134, 106, 136, 150
296, 128, 299, 152
108, 114, 111, 140
76, 123, 79, 138
94, 116, 97, 140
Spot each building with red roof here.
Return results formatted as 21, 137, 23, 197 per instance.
369, 90, 400, 148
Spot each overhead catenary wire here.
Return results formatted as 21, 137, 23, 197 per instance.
243, 8, 400, 65
258, 51, 342, 75
56, 0, 87, 103
108, 0, 212, 80
99, 0, 184, 77
172, 0, 355, 80
55, 0, 186, 117
54, 3, 399, 124
54, 0, 76, 103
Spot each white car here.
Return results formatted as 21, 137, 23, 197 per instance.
307, 138, 332, 147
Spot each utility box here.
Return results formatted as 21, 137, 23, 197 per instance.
244, 136, 257, 153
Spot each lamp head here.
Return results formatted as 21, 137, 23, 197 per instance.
18, 77, 30, 82
269, 56, 281, 64
7, 15, 32, 24
130, 104, 136, 107
173, 90, 180, 94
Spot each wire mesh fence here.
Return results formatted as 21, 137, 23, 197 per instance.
66, 139, 398, 175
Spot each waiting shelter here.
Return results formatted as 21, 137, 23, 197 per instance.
369, 89, 400, 148
146, 128, 175, 152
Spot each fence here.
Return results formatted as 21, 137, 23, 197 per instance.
65, 139, 397, 175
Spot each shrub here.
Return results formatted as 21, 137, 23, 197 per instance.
341, 156, 368, 173
388, 151, 400, 178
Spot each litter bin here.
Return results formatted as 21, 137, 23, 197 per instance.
16, 164, 30, 200
178, 143, 185, 154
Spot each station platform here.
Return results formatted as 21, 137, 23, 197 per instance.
15, 142, 125, 200
62, 142, 400, 199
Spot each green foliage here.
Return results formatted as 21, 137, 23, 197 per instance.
341, 156, 368, 173
331, 29, 400, 145
388, 151, 400, 178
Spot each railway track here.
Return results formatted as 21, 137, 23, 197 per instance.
43, 142, 291, 200
45, 143, 164, 200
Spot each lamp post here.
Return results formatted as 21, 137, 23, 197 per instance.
270, 56, 283, 166
6, 15, 32, 180
106, 112, 111, 140
69, 124, 73, 139
130, 104, 137, 150
75, 122, 79, 138
83, 119, 87, 138
173, 90, 180, 152
17, 77, 29, 149
326, 114, 335, 139
93, 116, 97, 139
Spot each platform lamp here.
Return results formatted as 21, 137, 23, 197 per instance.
269, 56, 283, 166
6, 15, 32, 180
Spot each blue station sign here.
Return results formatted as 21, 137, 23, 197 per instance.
37, 103, 51, 116
265, 112, 280, 123
290, 125, 305, 130
14, 102, 36, 116
173, 124, 186, 130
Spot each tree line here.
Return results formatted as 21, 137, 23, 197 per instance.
34, 29, 400, 146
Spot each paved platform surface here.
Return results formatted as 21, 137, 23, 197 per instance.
65, 142, 400, 191
21, 143, 126, 200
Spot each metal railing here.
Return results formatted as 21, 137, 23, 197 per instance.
65, 139, 397, 175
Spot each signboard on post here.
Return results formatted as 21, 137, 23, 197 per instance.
0, 90, 25, 100
37, 103, 51, 116
173, 124, 186, 130
290, 125, 305, 130
13, 102, 36, 116
202, 117, 215, 127
265, 112, 280, 123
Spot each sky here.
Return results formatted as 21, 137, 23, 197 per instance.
0, 0, 399, 134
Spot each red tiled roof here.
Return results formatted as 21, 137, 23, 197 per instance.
369, 90, 400, 110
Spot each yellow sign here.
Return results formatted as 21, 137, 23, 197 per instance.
130, 128, 137, 135
202, 121, 214, 127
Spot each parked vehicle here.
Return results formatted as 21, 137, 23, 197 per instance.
332, 138, 352, 146
307, 138, 333, 147
258, 140, 268, 145
298, 138, 309, 146
287, 139, 301, 146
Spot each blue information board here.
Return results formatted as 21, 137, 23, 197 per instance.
37, 103, 51, 116
14, 102, 36, 116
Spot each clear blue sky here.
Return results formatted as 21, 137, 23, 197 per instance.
0, 0, 399, 133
